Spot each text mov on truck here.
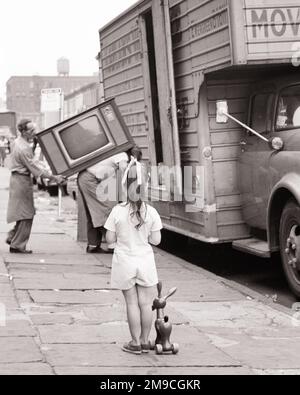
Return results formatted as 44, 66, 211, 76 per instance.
98, 0, 300, 297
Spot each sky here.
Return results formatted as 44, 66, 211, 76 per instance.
0, 0, 138, 103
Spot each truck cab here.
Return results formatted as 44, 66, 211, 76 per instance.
235, 75, 300, 296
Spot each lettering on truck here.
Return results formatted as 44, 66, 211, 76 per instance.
250, 7, 300, 38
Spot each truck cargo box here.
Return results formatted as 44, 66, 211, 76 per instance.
98, 0, 300, 243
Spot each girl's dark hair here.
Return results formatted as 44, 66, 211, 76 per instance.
126, 164, 147, 230
126, 146, 142, 162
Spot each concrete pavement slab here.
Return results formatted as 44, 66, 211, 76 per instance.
18, 234, 84, 254
0, 320, 36, 337
30, 314, 74, 326
43, 342, 238, 368
172, 300, 291, 329
215, 335, 300, 369
0, 276, 10, 284
14, 276, 111, 290
156, 268, 204, 281
54, 366, 254, 375
244, 327, 300, 338
63, 272, 111, 280
160, 279, 243, 302
3, 254, 101, 266
15, 290, 33, 305
37, 323, 203, 345
0, 337, 43, 363
81, 304, 189, 326
8, 263, 108, 274
82, 305, 127, 323
28, 290, 123, 305
253, 368, 300, 375
20, 304, 90, 315
37, 322, 130, 344
0, 363, 53, 375
10, 272, 64, 280
0, 283, 15, 297
0, 297, 19, 309
154, 306, 190, 325
0, 260, 8, 271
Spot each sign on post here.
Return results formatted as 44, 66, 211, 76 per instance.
41, 88, 64, 129
41, 88, 63, 113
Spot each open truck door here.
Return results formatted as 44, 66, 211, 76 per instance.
140, 0, 182, 200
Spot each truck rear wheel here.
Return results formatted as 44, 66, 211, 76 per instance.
279, 200, 300, 298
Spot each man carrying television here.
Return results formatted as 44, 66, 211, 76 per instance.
6, 119, 65, 254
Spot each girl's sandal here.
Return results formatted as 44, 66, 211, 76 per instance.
122, 341, 142, 355
141, 343, 151, 353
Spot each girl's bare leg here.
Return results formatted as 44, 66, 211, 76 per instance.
122, 286, 141, 345
137, 285, 156, 344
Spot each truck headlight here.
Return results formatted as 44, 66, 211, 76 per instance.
271, 137, 284, 151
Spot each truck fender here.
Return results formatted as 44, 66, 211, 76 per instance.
267, 173, 300, 251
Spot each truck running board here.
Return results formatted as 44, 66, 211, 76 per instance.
232, 238, 271, 258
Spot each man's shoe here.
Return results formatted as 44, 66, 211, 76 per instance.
86, 245, 113, 254
9, 247, 33, 254
86, 245, 101, 254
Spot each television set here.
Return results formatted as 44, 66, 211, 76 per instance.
36, 99, 134, 177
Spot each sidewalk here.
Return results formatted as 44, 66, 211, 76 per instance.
0, 166, 300, 375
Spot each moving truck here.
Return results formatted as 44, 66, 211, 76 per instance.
98, 0, 300, 296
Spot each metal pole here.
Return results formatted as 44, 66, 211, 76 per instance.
224, 112, 269, 143
58, 186, 62, 219
57, 91, 64, 220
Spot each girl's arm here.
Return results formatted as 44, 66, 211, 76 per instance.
106, 230, 117, 245
148, 230, 161, 246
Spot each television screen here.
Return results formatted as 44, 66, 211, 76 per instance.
36, 98, 134, 177
59, 115, 109, 160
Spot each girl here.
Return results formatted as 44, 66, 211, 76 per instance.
104, 154, 162, 355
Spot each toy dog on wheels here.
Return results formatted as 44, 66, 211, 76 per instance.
151, 281, 179, 355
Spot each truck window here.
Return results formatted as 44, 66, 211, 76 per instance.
250, 93, 274, 134
276, 85, 300, 130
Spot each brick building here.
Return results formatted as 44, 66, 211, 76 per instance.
6, 75, 99, 128
64, 82, 103, 120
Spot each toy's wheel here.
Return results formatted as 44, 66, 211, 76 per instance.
172, 343, 179, 354
155, 344, 163, 355
149, 340, 155, 350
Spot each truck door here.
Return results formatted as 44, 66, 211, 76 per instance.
239, 90, 275, 230
140, 0, 181, 199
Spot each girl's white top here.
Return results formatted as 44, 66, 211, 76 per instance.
105, 202, 162, 255
104, 203, 162, 290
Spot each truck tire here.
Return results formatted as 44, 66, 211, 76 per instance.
279, 200, 300, 298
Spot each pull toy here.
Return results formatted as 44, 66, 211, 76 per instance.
151, 281, 179, 355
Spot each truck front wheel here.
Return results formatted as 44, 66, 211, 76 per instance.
279, 200, 300, 298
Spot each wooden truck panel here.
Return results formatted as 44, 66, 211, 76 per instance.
100, 4, 150, 160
